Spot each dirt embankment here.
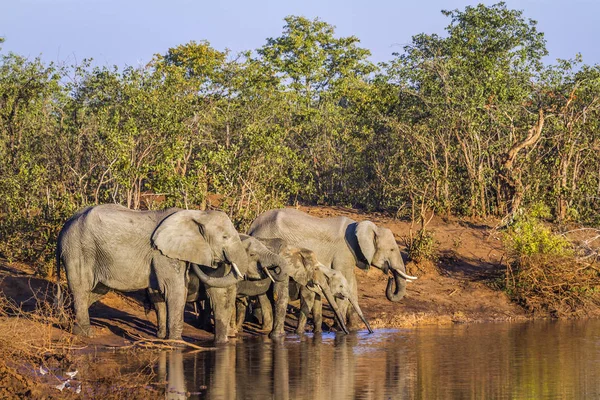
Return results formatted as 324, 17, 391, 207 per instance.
0, 205, 529, 398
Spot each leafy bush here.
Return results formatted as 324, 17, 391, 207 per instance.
503, 204, 573, 259
503, 204, 600, 316
403, 229, 437, 264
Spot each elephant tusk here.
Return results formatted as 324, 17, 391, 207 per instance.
263, 266, 275, 283
396, 270, 418, 280
231, 263, 243, 279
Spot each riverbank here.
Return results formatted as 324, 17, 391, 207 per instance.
1, 205, 594, 397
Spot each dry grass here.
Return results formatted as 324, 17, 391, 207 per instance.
504, 255, 600, 317
0, 281, 166, 399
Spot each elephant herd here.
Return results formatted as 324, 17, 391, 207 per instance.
56, 204, 416, 343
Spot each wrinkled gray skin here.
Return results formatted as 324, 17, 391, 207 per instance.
149, 234, 291, 339
56, 204, 249, 343
249, 208, 414, 331
236, 238, 371, 336
234, 239, 363, 336
290, 261, 373, 335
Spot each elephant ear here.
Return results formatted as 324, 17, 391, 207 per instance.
152, 210, 212, 266
313, 262, 336, 286
355, 221, 378, 265
298, 249, 319, 275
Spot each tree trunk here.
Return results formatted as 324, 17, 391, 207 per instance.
500, 108, 545, 215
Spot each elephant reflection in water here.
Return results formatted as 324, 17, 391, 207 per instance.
156, 335, 412, 400
285, 334, 358, 400
158, 346, 238, 400
157, 350, 186, 400
156, 339, 357, 400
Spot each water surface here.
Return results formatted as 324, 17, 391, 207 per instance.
156, 320, 600, 399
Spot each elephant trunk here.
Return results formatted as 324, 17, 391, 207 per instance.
237, 278, 272, 297
191, 264, 240, 288
320, 285, 350, 335
386, 268, 408, 302
224, 245, 250, 277
348, 296, 373, 334
263, 253, 290, 282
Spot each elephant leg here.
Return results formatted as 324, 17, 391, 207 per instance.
165, 289, 186, 340
152, 257, 187, 340
71, 289, 92, 337
344, 276, 362, 331
345, 301, 362, 331
258, 294, 273, 332
147, 289, 167, 339
270, 280, 289, 339
235, 297, 247, 331
207, 286, 235, 344
228, 295, 238, 337
312, 294, 323, 333
297, 287, 315, 335
334, 298, 351, 331
63, 254, 94, 336
156, 301, 167, 339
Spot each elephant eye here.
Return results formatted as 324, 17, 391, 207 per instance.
223, 235, 229, 239
249, 253, 256, 257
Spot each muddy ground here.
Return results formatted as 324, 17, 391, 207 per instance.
0, 205, 530, 398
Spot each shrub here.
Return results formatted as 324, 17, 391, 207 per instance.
502, 204, 600, 316
403, 229, 437, 264
503, 204, 573, 259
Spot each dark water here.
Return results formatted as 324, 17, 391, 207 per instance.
155, 321, 600, 399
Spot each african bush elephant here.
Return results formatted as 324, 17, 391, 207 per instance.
291, 261, 372, 334
235, 238, 371, 334
248, 208, 417, 330
56, 204, 249, 343
149, 234, 291, 339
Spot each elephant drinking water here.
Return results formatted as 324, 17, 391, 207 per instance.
248, 208, 416, 331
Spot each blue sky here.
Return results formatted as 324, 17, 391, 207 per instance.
1, 0, 597, 68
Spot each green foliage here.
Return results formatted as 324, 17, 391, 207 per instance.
403, 229, 437, 263
1, 6, 600, 276
503, 204, 573, 258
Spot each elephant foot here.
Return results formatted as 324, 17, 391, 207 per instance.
72, 323, 93, 337
269, 330, 285, 341
214, 335, 229, 345
313, 325, 323, 334
157, 329, 167, 339
295, 326, 306, 335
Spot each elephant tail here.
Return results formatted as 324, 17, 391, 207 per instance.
54, 246, 63, 302
54, 246, 65, 318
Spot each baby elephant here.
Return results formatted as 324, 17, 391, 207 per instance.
236, 238, 373, 335
148, 234, 289, 339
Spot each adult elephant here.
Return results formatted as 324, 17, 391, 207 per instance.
149, 234, 291, 339
56, 204, 249, 343
248, 208, 416, 330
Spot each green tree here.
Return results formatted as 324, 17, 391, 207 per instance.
382, 2, 548, 217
